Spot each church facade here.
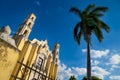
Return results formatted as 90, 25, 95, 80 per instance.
0, 13, 59, 80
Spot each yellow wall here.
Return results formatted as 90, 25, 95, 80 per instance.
10, 41, 31, 80
0, 39, 19, 80
53, 64, 58, 80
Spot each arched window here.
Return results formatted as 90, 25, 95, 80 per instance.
28, 22, 31, 27
23, 30, 28, 37
31, 17, 34, 20
35, 53, 46, 70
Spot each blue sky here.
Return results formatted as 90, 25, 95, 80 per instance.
0, 0, 120, 80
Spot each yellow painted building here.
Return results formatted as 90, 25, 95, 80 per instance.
0, 13, 60, 80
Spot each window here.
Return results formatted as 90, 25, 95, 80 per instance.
31, 17, 34, 20
35, 53, 46, 70
28, 22, 31, 26
36, 57, 43, 69
23, 30, 28, 37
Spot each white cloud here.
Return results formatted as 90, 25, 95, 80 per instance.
58, 49, 120, 80
91, 60, 100, 66
58, 61, 86, 80
82, 49, 109, 58
58, 60, 110, 80
91, 49, 109, 58
92, 66, 110, 79
110, 65, 120, 71
112, 65, 120, 68
106, 54, 120, 71
110, 54, 120, 65
72, 67, 86, 75
58, 60, 74, 80
109, 76, 120, 80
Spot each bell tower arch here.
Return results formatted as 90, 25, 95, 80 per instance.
15, 13, 36, 39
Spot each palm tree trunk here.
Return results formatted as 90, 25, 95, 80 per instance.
87, 40, 91, 80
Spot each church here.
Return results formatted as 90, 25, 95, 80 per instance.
0, 13, 59, 80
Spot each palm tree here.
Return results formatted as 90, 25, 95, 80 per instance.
69, 75, 77, 80
70, 4, 110, 80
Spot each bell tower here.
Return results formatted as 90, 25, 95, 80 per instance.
13, 13, 36, 50
14, 13, 36, 39
52, 43, 60, 63
49, 43, 60, 79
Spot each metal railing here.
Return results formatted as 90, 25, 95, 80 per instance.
11, 58, 53, 80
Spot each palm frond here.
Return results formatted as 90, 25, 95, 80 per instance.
90, 16, 101, 27
84, 4, 96, 15
92, 7, 108, 13
73, 22, 82, 45
70, 7, 82, 18
91, 15, 110, 32
100, 21, 110, 32
93, 26, 103, 42
77, 29, 82, 45
90, 6, 108, 18
91, 12, 104, 17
